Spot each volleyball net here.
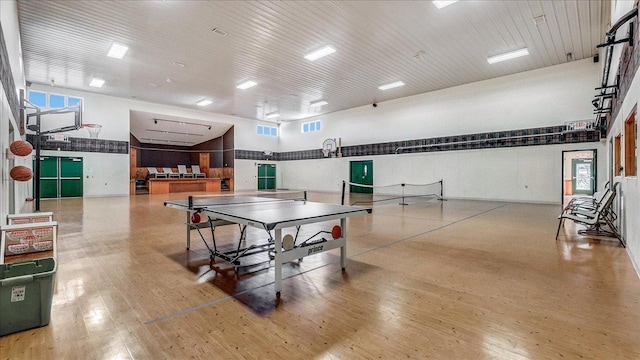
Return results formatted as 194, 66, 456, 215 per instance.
341, 180, 444, 206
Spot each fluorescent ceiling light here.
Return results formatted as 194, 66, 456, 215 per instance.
266, 113, 280, 119
310, 100, 328, 107
236, 80, 257, 89
107, 43, 129, 59
304, 45, 336, 61
89, 78, 105, 88
433, 1, 458, 9
196, 99, 212, 106
378, 81, 405, 90
487, 48, 529, 64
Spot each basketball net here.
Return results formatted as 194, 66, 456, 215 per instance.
82, 124, 102, 139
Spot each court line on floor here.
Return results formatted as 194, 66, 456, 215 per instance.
145, 203, 507, 325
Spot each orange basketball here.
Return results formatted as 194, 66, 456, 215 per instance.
9, 140, 33, 157
10, 166, 33, 182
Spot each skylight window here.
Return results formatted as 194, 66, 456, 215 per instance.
107, 43, 129, 59
304, 46, 336, 61
487, 48, 529, 64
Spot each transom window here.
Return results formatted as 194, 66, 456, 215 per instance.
257, 125, 278, 137
27, 90, 83, 109
302, 120, 321, 133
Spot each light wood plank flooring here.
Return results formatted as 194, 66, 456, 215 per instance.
1, 192, 639, 359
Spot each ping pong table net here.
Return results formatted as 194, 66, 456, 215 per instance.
187, 190, 308, 209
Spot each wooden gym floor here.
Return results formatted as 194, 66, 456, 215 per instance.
1, 192, 639, 359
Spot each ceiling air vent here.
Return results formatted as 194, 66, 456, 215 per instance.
212, 28, 228, 36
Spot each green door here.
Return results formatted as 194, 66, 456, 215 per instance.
35, 156, 83, 198
350, 160, 373, 193
257, 164, 276, 190
39, 157, 58, 199
572, 158, 595, 195
60, 157, 83, 197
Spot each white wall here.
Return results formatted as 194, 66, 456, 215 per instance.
601, 0, 640, 276
277, 142, 605, 204
607, 61, 640, 276
279, 59, 598, 151
1, 0, 28, 219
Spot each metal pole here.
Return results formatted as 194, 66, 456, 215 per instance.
35, 112, 41, 211
341, 181, 346, 205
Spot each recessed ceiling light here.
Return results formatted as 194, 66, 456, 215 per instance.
236, 80, 257, 89
310, 100, 328, 107
433, 1, 458, 9
378, 81, 405, 90
212, 28, 228, 36
487, 48, 529, 64
304, 45, 336, 61
266, 112, 280, 119
89, 78, 105, 88
173, 62, 186, 67
196, 99, 213, 106
107, 42, 129, 59
166, 78, 173, 83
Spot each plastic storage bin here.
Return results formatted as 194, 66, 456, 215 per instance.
0, 258, 56, 336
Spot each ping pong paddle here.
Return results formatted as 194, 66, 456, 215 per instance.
191, 213, 201, 223
331, 225, 342, 239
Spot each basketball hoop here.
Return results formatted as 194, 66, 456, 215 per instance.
322, 138, 337, 158
82, 123, 102, 139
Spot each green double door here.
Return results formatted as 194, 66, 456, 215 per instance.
38, 156, 83, 198
257, 164, 276, 190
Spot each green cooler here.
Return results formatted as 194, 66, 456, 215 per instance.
0, 258, 56, 336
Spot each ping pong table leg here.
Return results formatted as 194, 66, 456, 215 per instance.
186, 211, 191, 250
340, 218, 347, 271
274, 228, 282, 297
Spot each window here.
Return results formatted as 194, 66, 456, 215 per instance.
257, 125, 277, 137
28, 90, 46, 107
302, 120, 321, 133
27, 90, 83, 109
614, 134, 622, 176
625, 110, 637, 177
49, 94, 65, 108
68, 97, 82, 108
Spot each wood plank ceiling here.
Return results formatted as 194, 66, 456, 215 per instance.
17, 1, 610, 129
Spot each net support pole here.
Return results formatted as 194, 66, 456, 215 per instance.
341, 181, 346, 205
400, 183, 407, 206
440, 179, 444, 200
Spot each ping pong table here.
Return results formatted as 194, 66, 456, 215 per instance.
164, 194, 369, 296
